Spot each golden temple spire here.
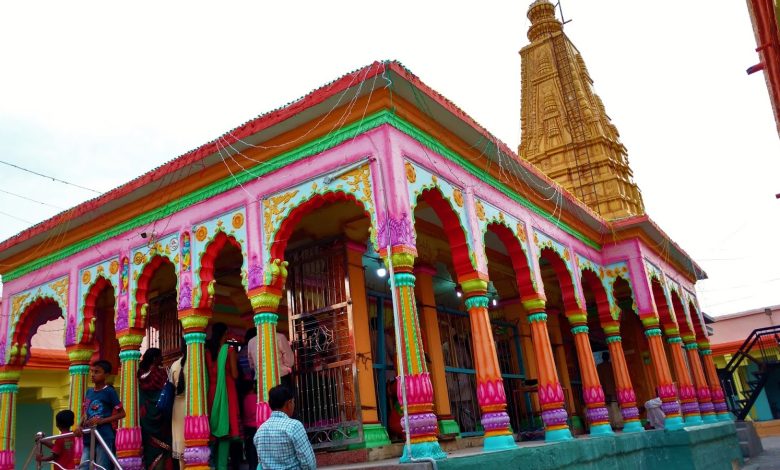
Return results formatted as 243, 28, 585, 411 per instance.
519, 0, 645, 220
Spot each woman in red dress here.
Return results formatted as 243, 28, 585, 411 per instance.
206, 322, 239, 470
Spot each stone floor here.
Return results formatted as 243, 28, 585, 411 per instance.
744, 437, 780, 470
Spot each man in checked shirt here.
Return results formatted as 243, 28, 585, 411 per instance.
254, 385, 317, 469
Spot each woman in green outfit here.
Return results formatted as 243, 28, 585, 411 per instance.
206, 323, 240, 470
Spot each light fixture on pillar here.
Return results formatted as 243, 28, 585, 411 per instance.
456, 287, 463, 298
377, 266, 387, 278
492, 298, 498, 307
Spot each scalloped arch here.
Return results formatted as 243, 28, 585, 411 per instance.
484, 221, 537, 296
414, 186, 474, 279
9, 296, 63, 366
580, 269, 612, 325
539, 247, 579, 312
80, 276, 115, 345
196, 231, 244, 309
134, 255, 177, 329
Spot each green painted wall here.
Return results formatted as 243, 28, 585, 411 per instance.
15, 402, 53, 470
438, 422, 741, 470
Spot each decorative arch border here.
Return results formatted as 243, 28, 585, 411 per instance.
77, 275, 117, 346
602, 262, 638, 319
576, 254, 620, 321
128, 232, 180, 329
670, 289, 695, 337
4, 276, 68, 365
645, 260, 675, 321
262, 162, 378, 269
683, 289, 707, 340
533, 229, 583, 310
476, 198, 538, 292
405, 160, 477, 272
74, 258, 119, 344
191, 208, 248, 309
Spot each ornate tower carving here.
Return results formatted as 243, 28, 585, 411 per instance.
519, 0, 645, 220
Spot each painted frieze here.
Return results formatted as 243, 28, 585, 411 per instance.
405, 160, 477, 271
4, 276, 68, 365
533, 229, 584, 310
75, 257, 120, 344
191, 207, 248, 309
262, 162, 378, 268
128, 232, 180, 329
475, 198, 538, 292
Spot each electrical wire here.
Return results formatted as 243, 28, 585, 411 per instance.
0, 160, 102, 194
0, 189, 63, 209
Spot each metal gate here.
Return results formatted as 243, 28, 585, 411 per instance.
286, 240, 362, 449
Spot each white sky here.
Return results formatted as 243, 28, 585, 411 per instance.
1, 1, 778, 316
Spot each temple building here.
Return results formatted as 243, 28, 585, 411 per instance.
0, 1, 740, 468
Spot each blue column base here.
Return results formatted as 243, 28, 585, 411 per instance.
622, 421, 645, 433
483, 434, 517, 452
702, 414, 718, 423
665, 416, 685, 431
716, 412, 732, 422
589, 423, 615, 436
684, 415, 704, 426
545, 427, 574, 442
400, 441, 447, 463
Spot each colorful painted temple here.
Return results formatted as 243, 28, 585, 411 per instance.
0, 2, 740, 468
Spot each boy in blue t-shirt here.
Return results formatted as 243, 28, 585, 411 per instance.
75, 360, 125, 470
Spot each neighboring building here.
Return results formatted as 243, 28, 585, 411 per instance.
746, 0, 780, 137
0, 2, 740, 469
708, 305, 780, 423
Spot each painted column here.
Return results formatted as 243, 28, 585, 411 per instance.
67, 345, 94, 467
683, 335, 716, 423
384, 247, 446, 462
642, 317, 684, 430
346, 242, 392, 448
178, 309, 212, 470
566, 311, 613, 436
602, 324, 643, 433
115, 329, 143, 470
521, 297, 572, 442
248, 284, 282, 428
0, 368, 20, 470
462, 278, 516, 452
414, 265, 458, 436
664, 327, 703, 425
699, 340, 731, 421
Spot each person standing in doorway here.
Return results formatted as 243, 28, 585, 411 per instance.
206, 323, 240, 470
254, 385, 316, 470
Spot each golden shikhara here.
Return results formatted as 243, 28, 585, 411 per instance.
519, 0, 645, 220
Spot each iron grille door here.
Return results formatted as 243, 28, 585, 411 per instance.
286, 240, 363, 449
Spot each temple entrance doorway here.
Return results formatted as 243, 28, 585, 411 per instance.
143, 258, 182, 363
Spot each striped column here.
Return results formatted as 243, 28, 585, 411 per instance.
699, 341, 731, 421
602, 324, 643, 433
566, 311, 613, 436
522, 297, 572, 442
67, 345, 94, 467
664, 327, 703, 425
642, 317, 684, 430
0, 368, 20, 470
385, 247, 446, 462
116, 330, 143, 470
462, 279, 516, 452
248, 284, 283, 427
682, 335, 716, 423
178, 309, 211, 470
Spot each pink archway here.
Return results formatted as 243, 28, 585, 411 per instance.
539, 248, 579, 312
134, 256, 177, 329
9, 297, 63, 366
485, 222, 537, 296
196, 231, 243, 309
416, 187, 473, 279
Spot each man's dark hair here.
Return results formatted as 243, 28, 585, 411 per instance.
56, 410, 75, 429
268, 385, 294, 411
92, 359, 112, 374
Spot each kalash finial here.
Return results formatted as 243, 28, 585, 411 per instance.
527, 0, 562, 42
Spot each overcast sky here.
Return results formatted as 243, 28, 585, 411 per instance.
1, 1, 778, 316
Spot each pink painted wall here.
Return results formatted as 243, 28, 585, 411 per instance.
708, 306, 780, 345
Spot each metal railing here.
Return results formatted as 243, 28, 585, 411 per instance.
21, 428, 122, 470
718, 324, 780, 420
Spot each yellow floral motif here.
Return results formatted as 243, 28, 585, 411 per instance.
338, 165, 374, 211
311, 182, 318, 191
109, 260, 119, 275
453, 189, 463, 207
232, 212, 244, 230
82, 271, 92, 285
174, 253, 180, 265
563, 248, 570, 261
195, 225, 208, 242
96, 265, 105, 276
133, 251, 146, 265
263, 190, 300, 244
10, 293, 31, 322
533, 232, 539, 246
49, 277, 69, 307
498, 212, 505, 222
431, 175, 438, 184
405, 162, 417, 183
516, 224, 527, 243
475, 200, 485, 221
